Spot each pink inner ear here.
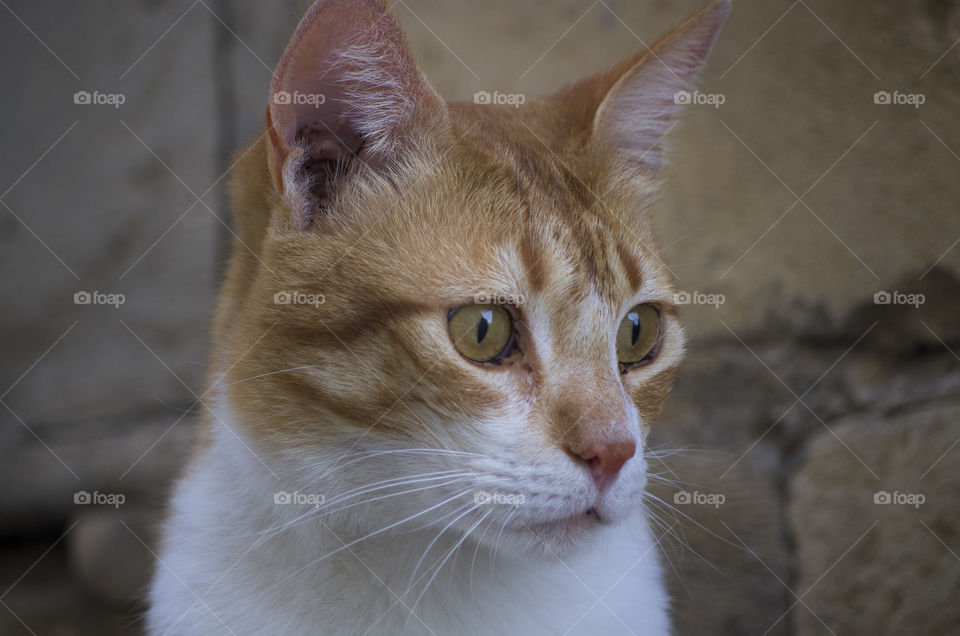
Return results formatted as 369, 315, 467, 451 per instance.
591, 0, 730, 174
267, 0, 446, 178
269, 0, 370, 161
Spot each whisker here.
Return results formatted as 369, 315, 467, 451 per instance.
644, 447, 716, 459
395, 498, 478, 536
363, 506, 487, 633
225, 365, 317, 386
337, 447, 485, 459
641, 503, 690, 596
316, 476, 475, 523
319, 448, 486, 480
257, 470, 466, 541
642, 494, 740, 579
307, 469, 468, 511
469, 514, 499, 598
333, 448, 486, 466
255, 473, 475, 547
313, 447, 488, 485
646, 472, 707, 491
645, 491, 747, 554
262, 489, 474, 595
407, 507, 492, 623
404, 500, 478, 594
491, 506, 520, 572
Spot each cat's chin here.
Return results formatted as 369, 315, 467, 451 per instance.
492, 509, 607, 559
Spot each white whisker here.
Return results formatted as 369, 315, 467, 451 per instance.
404, 500, 478, 594
262, 489, 474, 595
407, 506, 492, 623
491, 506, 520, 572
469, 514, 499, 598
255, 472, 475, 547
225, 365, 317, 386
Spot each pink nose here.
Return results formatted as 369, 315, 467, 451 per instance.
573, 439, 636, 492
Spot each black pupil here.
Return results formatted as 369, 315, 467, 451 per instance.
629, 312, 641, 345
476, 311, 491, 343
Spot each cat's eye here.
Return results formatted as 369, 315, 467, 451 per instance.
448, 304, 514, 363
616, 304, 661, 366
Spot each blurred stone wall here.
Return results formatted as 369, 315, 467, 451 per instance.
1, 0, 958, 634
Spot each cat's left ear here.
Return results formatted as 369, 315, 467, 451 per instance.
266, 0, 447, 225
558, 0, 730, 177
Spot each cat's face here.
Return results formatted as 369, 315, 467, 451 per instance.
217, 0, 727, 557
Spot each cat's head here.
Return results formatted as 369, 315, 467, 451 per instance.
218, 0, 729, 557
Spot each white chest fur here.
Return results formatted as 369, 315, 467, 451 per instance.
147, 416, 671, 635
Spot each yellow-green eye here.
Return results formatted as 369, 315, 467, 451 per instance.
617, 304, 661, 365
448, 304, 514, 363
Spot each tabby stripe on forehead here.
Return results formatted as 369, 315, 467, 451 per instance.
616, 240, 645, 292
518, 231, 547, 293
509, 147, 624, 293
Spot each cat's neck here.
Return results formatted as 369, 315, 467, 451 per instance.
149, 398, 670, 636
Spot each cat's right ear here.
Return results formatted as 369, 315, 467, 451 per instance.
266, 0, 447, 227
555, 0, 730, 181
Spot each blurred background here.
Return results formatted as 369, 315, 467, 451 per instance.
1, 0, 959, 633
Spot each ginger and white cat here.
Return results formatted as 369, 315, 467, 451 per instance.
147, 0, 729, 634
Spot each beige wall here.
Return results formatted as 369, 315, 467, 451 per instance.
395, 0, 960, 338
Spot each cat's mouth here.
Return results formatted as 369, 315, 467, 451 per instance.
523, 506, 605, 537
499, 508, 601, 556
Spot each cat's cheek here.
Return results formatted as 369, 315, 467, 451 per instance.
624, 363, 681, 429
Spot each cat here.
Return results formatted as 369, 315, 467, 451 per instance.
147, 0, 729, 634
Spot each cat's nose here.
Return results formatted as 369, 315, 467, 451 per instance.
570, 437, 636, 492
